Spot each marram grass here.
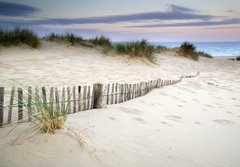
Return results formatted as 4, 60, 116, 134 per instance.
17, 88, 70, 133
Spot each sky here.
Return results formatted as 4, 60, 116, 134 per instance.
0, 0, 240, 42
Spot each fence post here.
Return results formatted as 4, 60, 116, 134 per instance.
115, 83, 118, 104
93, 83, 104, 109
111, 83, 114, 104
83, 86, 87, 111
0, 87, 4, 127
67, 87, 71, 113
28, 87, 32, 122
18, 88, 23, 122
87, 86, 90, 110
106, 84, 110, 104
8, 86, 15, 124
78, 86, 81, 111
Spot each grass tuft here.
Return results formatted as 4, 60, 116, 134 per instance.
12, 88, 71, 134
91, 35, 112, 47
178, 42, 198, 61
236, 56, 240, 61
43, 33, 84, 46
114, 39, 156, 63
197, 51, 213, 58
0, 27, 40, 48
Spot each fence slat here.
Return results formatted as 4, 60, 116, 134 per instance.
50, 87, 54, 107
111, 83, 114, 104
78, 86, 81, 111
18, 88, 23, 122
73, 86, 76, 113
114, 83, 118, 104
67, 87, 71, 113
27, 87, 32, 122
93, 83, 104, 109
137, 83, 139, 97
61, 87, 65, 112
42, 87, 47, 109
55, 88, 60, 113
125, 84, 129, 101
8, 86, 15, 124
106, 84, 110, 104
87, 86, 90, 110
124, 84, 127, 102
0, 87, 4, 127
83, 86, 87, 111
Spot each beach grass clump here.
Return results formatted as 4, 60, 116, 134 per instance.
44, 33, 84, 46
20, 88, 70, 133
178, 42, 198, 61
90, 36, 112, 47
155, 45, 169, 53
197, 51, 213, 58
236, 56, 240, 61
114, 39, 155, 62
0, 27, 40, 48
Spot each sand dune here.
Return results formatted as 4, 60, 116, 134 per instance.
0, 42, 240, 167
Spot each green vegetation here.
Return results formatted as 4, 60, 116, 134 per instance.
0, 27, 214, 62
236, 56, 240, 61
178, 42, 198, 61
155, 45, 169, 53
20, 88, 70, 133
114, 39, 155, 62
43, 33, 88, 46
197, 51, 213, 58
0, 27, 40, 48
91, 35, 112, 47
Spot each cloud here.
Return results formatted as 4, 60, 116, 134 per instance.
0, 2, 40, 16
128, 18, 240, 28
0, 4, 212, 26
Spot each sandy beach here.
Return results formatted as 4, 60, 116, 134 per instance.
0, 42, 240, 167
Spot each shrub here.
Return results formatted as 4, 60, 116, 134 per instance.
91, 36, 112, 47
0, 27, 40, 48
178, 42, 198, 61
155, 45, 169, 53
197, 51, 213, 58
102, 45, 115, 55
44, 33, 84, 46
236, 56, 240, 61
17, 88, 70, 133
114, 39, 155, 62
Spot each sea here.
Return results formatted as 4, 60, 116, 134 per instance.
151, 42, 240, 57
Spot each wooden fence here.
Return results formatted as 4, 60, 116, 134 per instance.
0, 77, 186, 127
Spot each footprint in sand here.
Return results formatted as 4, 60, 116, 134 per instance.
204, 104, 213, 108
192, 98, 198, 102
108, 117, 116, 120
165, 115, 183, 122
120, 107, 140, 115
177, 104, 183, 108
231, 97, 237, 100
159, 121, 172, 126
194, 121, 202, 125
213, 119, 234, 125
181, 100, 187, 103
132, 118, 146, 124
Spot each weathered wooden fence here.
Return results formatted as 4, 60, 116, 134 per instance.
0, 76, 191, 127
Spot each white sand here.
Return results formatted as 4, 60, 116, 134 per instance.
0, 42, 240, 167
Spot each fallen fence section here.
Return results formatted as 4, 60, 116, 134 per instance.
0, 73, 199, 127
